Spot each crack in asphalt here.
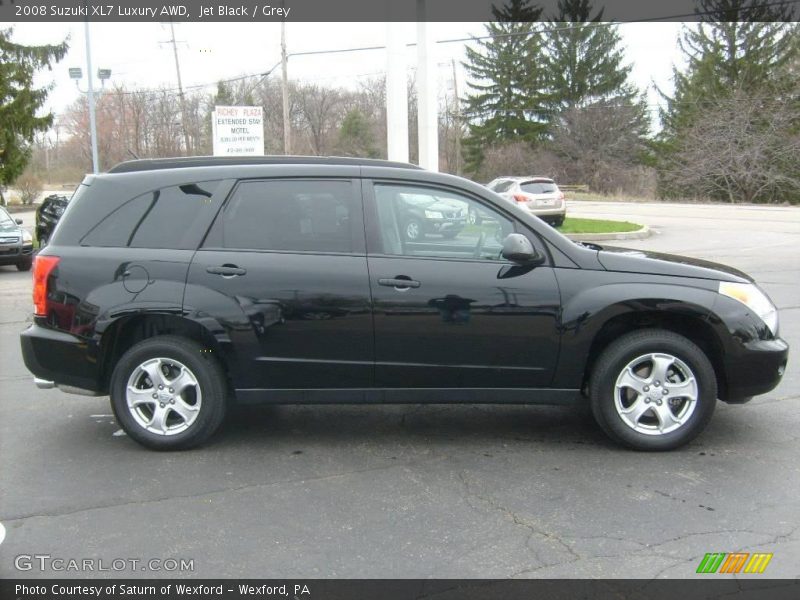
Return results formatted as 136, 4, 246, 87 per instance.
455, 470, 580, 574
2, 459, 419, 524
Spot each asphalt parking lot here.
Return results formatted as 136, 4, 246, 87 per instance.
0, 201, 798, 579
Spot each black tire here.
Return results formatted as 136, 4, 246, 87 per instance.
110, 335, 228, 450
16, 259, 32, 272
404, 218, 424, 241
552, 217, 565, 228
589, 329, 717, 451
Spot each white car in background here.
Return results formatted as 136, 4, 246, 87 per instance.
486, 176, 567, 227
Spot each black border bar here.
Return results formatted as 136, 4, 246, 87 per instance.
2, 0, 800, 22
2, 579, 800, 600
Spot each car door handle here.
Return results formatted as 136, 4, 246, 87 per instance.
207, 265, 247, 277
378, 277, 420, 289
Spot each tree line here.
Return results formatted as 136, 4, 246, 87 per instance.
3, 0, 800, 204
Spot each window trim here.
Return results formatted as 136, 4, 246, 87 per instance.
201, 177, 366, 256
363, 179, 550, 266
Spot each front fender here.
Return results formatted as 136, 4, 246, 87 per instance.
552, 269, 721, 388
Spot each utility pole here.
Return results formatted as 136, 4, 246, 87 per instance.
84, 12, 99, 173
168, 20, 191, 156
451, 58, 461, 176
281, 17, 291, 154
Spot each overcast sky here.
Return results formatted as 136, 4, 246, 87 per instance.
10, 21, 686, 127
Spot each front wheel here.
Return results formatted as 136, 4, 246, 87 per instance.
16, 259, 32, 272
589, 329, 717, 451
110, 336, 228, 450
404, 218, 424, 241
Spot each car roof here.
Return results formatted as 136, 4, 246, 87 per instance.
496, 176, 555, 183
107, 155, 424, 174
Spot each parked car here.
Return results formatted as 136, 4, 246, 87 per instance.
35, 193, 71, 247
394, 191, 467, 241
0, 206, 34, 271
20, 156, 788, 451
487, 176, 567, 227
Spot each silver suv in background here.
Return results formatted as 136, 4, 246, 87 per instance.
486, 177, 567, 227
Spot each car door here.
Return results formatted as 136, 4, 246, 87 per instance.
184, 177, 373, 391
364, 180, 561, 389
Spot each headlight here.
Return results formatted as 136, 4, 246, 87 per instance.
22, 230, 33, 244
719, 281, 778, 336
425, 210, 443, 219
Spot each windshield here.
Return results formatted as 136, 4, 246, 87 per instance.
0, 208, 17, 228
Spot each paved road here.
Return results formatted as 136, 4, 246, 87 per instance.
0, 201, 798, 579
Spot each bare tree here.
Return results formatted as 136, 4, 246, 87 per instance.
660, 87, 800, 203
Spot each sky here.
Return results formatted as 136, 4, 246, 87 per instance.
9, 21, 687, 129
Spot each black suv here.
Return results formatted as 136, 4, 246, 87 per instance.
36, 193, 71, 247
20, 157, 788, 451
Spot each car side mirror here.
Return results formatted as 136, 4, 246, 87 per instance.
15, 218, 23, 225
501, 233, 543, 265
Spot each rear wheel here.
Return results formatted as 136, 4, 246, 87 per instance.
110, 336, 228, 450
589, 329, 717, 451
551, 217, 565, 228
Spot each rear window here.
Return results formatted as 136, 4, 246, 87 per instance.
520, 181, 557, 194
82, 181, 220, 249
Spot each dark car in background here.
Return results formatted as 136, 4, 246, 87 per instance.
36, 193, 70, 247
0, 205, 34, 271
393, 190, 467, 241
19, 156, 788, 452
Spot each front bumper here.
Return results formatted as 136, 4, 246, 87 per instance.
20, 321, 104, 395
425, 217, 466, 235
0, 243, 33, 265
721, 336, 789, 402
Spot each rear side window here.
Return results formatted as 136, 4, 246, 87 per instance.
492, 180, 515, 193
214, 179, 358, 253
520, 181, 557, 194
82, 182, 220, 249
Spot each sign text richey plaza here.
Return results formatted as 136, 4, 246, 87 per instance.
211, 106, 265, 157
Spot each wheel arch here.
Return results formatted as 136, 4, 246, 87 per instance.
99, 313, 232, 394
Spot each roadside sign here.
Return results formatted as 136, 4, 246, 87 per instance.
211, 106, 265, 156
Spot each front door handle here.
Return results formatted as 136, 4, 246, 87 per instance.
207, 265, 247, 277
378, 277, 420, 289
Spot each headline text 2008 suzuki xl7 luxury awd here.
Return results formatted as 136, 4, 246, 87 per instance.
20, 157, 788, 451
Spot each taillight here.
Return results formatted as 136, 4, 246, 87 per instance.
33, 255, 59, 316
559, 191, 565, 201
512, 194, 528, 203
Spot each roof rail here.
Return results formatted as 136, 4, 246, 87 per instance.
107, 155, 423, 174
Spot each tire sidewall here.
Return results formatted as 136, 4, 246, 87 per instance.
110, 336, 226, 450
592, 332, 717, 451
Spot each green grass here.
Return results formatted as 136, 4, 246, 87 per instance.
558, 217, 642, 234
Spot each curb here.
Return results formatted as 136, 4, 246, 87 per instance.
565, 225, 651, 242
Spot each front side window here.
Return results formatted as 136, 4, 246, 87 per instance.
372, 183, 514, 261
492, 180, 516, 193
218, 179, 357, 253
82, 181, 220, 249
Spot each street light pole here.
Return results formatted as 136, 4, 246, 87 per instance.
84, 14, 99, 173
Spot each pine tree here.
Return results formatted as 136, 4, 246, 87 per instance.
660, 0, 796, 138
462, 0, 548, 173
0, 28, 68, 205
657, 0, 799, 199
544, 0, 636, 110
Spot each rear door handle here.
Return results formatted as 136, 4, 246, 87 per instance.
207, 265, 247, 277
378, 277, 420, 289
